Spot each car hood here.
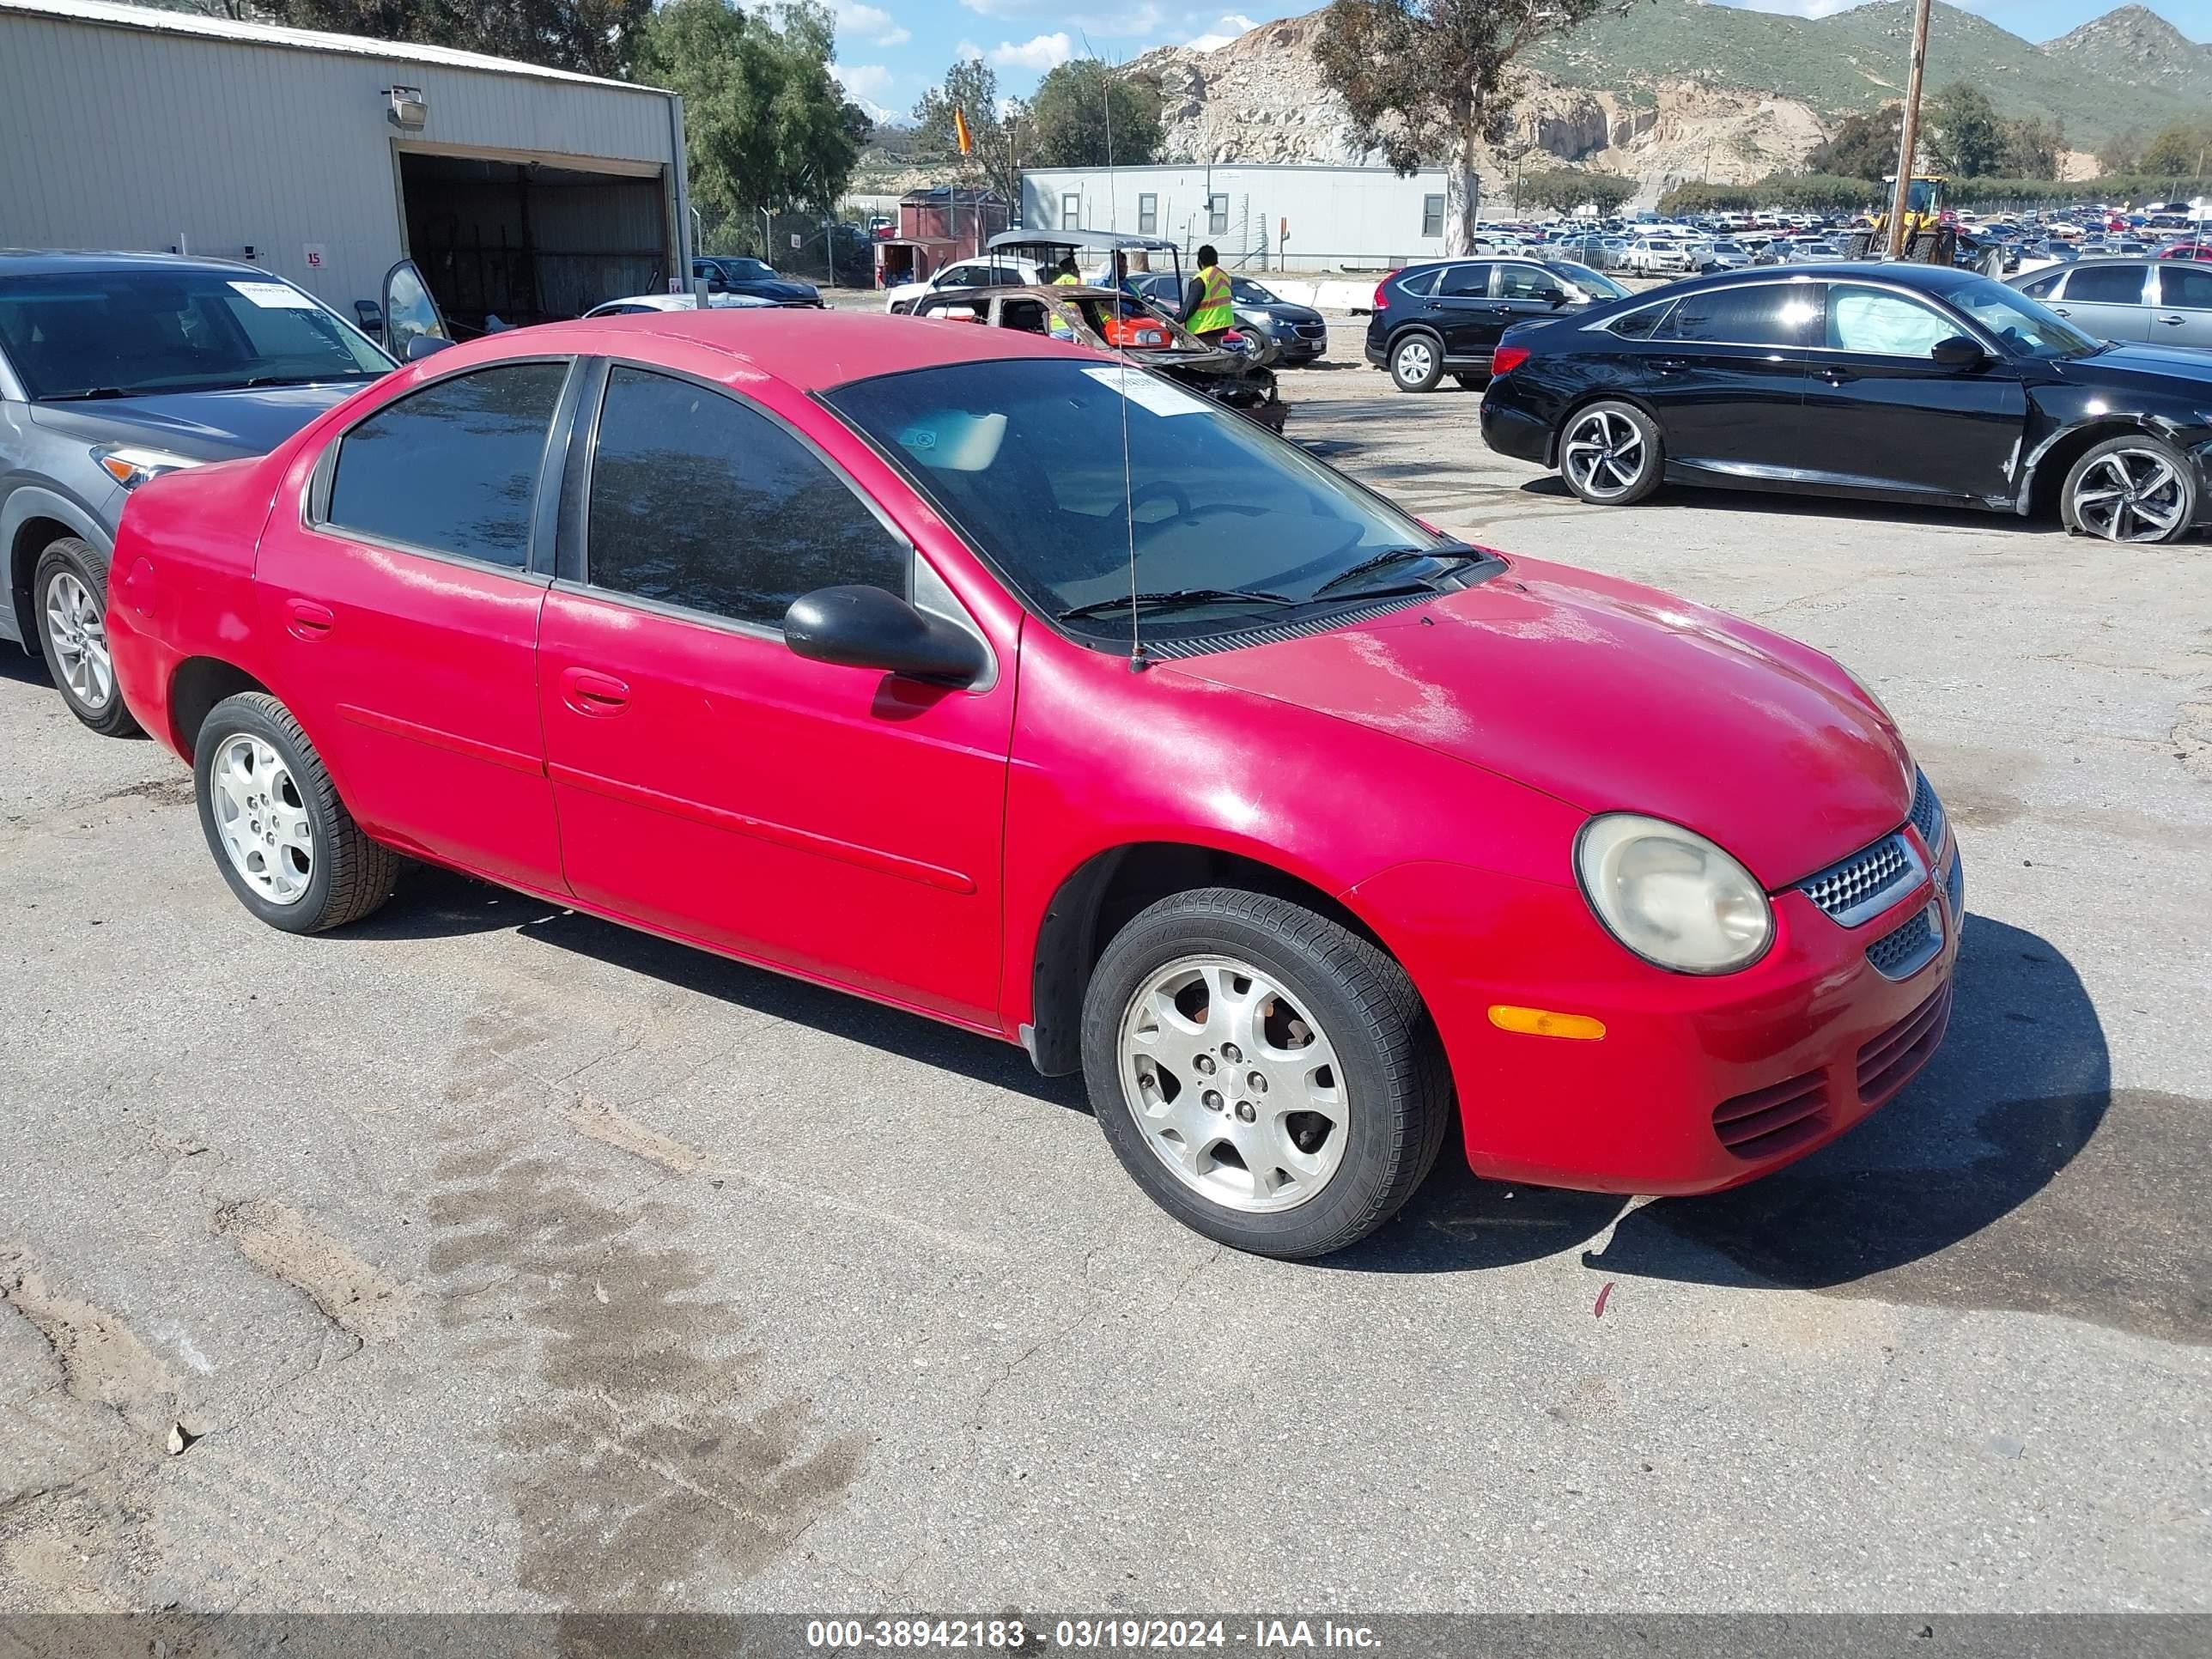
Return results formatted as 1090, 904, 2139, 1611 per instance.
2050, 341, 2212, 388
738, 279, 820, 303
1163, 559, 1909, 887
1241, 301, 1323, 325
27, 381, 368, 462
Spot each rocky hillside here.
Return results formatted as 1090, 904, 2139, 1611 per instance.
1125, 1, 2211, 206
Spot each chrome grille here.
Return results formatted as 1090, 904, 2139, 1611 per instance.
1798, 832, 1923, 927
1865, 902, 1943, 981
1909, 768, 1947, 853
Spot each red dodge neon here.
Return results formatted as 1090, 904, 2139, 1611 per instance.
104, 312, 1961, 1257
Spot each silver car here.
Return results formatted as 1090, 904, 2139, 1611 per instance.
0, 252, 394, 732
2008, 257, 2212, 351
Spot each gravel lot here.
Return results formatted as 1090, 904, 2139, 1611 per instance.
3, 317, 2208, 1616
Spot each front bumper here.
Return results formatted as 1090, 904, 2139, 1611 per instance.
1348, 829, 1963, 1197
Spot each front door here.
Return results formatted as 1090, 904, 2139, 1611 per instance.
1637, 279, 1814, 479
2152, 262, 2212, 350
1800, 281, 2027, 502
256, 357, 573, 890
1422, 261, 1498, 362
538, 363, 1012, 1026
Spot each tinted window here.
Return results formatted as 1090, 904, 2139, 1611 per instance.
1825, 285, 1954, 356
2066, 265, 2147, 305
326, 362, 566, 567
1394, 268, 1441, 299
2018, 270, 2065, 299
1657, 283, 1813, 347
1496, 264, 1564, 300
2158, 265, 2212, 310
1610, 301, 1675, 340
1436, 262, 1493, 299
586, 367, 906, 628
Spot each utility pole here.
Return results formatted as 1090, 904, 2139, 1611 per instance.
1886, 0, 1933, 261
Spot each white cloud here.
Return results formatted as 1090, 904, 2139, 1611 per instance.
834, 62, 895, 100
988, 32, 1074, 70
1710, 0, 1875, 16
832, 1, 911, 46
954, 39, 986, 60
1184, 10, 1258, 50
958, 0, 1032, 15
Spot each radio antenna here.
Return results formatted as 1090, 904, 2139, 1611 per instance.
1087, 36, 1145, 672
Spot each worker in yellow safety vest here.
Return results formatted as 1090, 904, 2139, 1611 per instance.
1181, 244, 1235, 343
1048, 254, 1081, 340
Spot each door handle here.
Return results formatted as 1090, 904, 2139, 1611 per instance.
1816, 365, 1856, 386
560, 666, 630, 717
2156, 314, 2186, 325
2051, 307, 2070, 317
1650, 357, 1689, 374
285, 599, 334, 640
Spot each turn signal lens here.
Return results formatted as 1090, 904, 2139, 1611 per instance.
93, 444, 201, 490
1488, 1006, 1607, 1041
1492, 344, 1531, 376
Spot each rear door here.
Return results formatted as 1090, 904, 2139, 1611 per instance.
1425, 261, 1498, 362
536, 362, 1013, 1025
2046, 264, 2154, 343
1800, 281, 2027, 502
258, 356, 575, 889
2151, 262, 2212, 349
1638, 280, 1814, 480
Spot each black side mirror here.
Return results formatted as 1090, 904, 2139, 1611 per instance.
1930, 335, 1984, 370
783, 585, 986, 684
355, 300, 384, 334
405, 334, 455, 362
1536, 287, 1570, 306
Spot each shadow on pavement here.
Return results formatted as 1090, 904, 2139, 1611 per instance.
1516, 472, 2059, 535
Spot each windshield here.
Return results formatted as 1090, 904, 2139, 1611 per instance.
1547, 261, 1630, 299
1230, 277, 1280, 304
1905, 179, 1940, 216
824, 358, 1469, 637
1948, 276, 2100, 360
0, 268, 391, 400
722, 258, 777, 280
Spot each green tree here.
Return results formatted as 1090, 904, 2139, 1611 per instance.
1805, 106, 1899, 183
1925, 80, 2004, 179
1313, 0, 1638, 256
912, 57, 1025, 204
265, 0, 653, 77
2000, 115, 2063, 181
1522, 167, 1636, 216
2094, 129, 2142, 177
634, 0, 864, 250
2141, 118, 2212, 179
1026, 59, 1162, 169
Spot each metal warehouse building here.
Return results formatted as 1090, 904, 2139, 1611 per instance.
1020, 163, 1456, 273
0, 0, 692, 329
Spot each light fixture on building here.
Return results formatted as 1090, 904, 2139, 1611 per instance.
387, 86, 428, 130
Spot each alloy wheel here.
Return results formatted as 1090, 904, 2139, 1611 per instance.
2070, 449, 2185, 543
210, 734, 314, 905
1395, 338, 1435, 386
1562, 408, 1649, 501
41, 569, 113, 711
1116, 955, 1348, 1214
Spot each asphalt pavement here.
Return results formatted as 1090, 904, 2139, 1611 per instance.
1, 319, 2207, 1615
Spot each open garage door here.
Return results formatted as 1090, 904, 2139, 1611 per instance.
398, 151, 672, 331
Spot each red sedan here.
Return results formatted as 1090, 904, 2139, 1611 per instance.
104, 312, 1961, 1258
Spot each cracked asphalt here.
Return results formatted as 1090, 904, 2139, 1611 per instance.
2, 319, 2208, 1615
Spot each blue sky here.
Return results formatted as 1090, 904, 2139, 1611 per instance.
825, 0, 2212, 121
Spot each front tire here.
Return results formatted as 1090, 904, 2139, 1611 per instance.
1558, 399, 1663, 506
33, 538, 139, 736
193, 692, 398, 933
1389, 332, 1444, 392
1081, 889, 1450, 1259
1453, 373, 1486, 391
2060, 434, 2198, 544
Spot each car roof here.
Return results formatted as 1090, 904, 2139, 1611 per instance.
0, 248, 275, 277
500, 307, 1089, 390
1663, 262, 1990, 294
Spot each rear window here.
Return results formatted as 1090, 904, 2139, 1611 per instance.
0, 267, 391, 400
2065, 265, 2147, 305
1656, 283, 1815, 347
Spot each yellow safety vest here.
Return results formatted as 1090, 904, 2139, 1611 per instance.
1188, 264, 1235, 334
1048, 272, 1080, 337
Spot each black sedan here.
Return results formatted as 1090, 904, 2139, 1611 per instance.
1480, 263, 2212, 544
1130, 272, 1330, 363
693, 256, 823, 307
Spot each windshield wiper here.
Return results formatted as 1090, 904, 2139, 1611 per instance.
41, 386, 131, 402
1056, 586, 1299, 622
1311, 544, 1480, 598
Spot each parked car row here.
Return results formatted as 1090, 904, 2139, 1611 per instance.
7, 249, 1970, 1259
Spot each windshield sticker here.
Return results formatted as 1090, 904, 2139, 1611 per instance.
1081, 364, 1206, 418
229, 281, 323, 311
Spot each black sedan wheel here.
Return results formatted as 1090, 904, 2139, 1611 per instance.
2061, 435, 2198, 545
1389, 333, 1443, 393
1559, 400, 1662, 506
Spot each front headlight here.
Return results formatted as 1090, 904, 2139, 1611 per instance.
1576, 813, 1773, 975
92, 444, 202, 491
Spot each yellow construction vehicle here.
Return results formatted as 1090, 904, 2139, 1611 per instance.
1844, 175, 1957, 264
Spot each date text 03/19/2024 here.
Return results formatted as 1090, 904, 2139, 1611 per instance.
804, 1619, 1382, 1650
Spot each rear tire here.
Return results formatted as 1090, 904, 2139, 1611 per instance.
1558, 399, 1663, 506
1081, 889, 1451, 1259
33, 538, 139, 737
1389, 332, 1444, 392
2059, 434, 2198, 545
193, 692, 398, 933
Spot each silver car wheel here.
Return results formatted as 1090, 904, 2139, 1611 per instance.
1562, 407, 1649, 501
210, 734, 314, 906
1394, 338, 1435, 386
2070, 448, 2185, 543
42, 568, 113, 711
1117, 954, 1348, 1215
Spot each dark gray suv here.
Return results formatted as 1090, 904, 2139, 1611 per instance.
1, 252, 395, 733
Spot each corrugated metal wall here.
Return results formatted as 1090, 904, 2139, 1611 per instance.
0, 9, 681, 317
